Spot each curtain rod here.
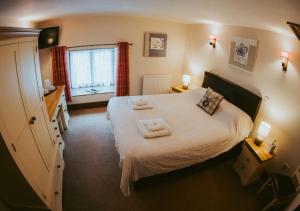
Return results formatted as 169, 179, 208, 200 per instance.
68, 43, 133, 49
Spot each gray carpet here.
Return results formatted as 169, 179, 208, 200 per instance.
62, 107, 260, 211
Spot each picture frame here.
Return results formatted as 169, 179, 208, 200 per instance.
144, 32, 167, 57
229, 37, 258, 72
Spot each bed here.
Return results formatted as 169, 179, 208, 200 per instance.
107, 71, 262, 196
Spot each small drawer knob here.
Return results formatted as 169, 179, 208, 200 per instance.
52, 119, 56, 122
55, 191, 59, 195
246, 158, 250, 163
56, 134, 60, 138
54, 127, 58, 130
29, 117, 37, 124
57, 164, 61, 168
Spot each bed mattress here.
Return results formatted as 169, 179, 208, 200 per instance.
107, 88, 253, 195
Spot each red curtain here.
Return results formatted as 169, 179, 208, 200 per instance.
52, 46, 72, 102
116, 42, 130, 96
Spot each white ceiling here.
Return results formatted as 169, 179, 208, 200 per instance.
0, 0, 299, 37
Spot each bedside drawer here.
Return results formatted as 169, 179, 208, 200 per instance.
234, 144, 260, 185
242, 146, 259, 172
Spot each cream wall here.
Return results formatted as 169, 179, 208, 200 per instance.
0, 17, 36, 28
183, 24, 300, 172
38, 15, 186, 98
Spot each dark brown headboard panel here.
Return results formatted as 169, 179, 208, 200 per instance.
202, 71, 262, 121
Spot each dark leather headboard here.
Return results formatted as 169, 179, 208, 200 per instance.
202, 71, 262, 121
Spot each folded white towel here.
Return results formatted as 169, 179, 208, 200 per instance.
145, 118, 166, 131
137, 119, 171, 138
130, 97, 149, 106
128, 97, 153, 110
132, 98, 148, 106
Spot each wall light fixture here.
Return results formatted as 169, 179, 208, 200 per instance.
209, 35, 216, 48
281, 51, 289, 71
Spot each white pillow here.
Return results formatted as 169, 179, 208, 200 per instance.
214, 98, 254, 140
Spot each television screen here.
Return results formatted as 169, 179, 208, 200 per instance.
38, 27, 59, 49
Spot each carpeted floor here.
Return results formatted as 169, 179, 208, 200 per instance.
62, 107, 261, 211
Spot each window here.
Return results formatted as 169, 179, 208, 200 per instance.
68, 47, 117, 89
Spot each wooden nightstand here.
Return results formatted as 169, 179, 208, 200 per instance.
171, 85, 191, 93
233, 137, 273, 186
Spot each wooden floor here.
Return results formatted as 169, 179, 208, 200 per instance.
62, 107, 261, 211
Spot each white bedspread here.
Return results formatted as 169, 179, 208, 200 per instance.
107, 88, 253, 196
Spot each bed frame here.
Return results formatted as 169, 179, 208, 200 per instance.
134, 71, 262, 190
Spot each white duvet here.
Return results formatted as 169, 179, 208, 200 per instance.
107, 88, 253, 196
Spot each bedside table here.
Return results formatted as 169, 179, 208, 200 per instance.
171, 85, 191, 93
233, 137, 273, 186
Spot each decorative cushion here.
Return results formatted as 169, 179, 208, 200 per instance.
197, 87, 224, 115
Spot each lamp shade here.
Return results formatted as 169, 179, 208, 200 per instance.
281, 51, 289, 59
182, 74, 191, 86
257, 121, 271, 140
209, 35, 216, 40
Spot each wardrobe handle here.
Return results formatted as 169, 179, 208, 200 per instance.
29, 117, 36, 124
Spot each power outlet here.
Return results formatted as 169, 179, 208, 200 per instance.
281, 162, 291, 172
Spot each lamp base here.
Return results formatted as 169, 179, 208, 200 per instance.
182, 85, 188, 89
254, 138, 263, 146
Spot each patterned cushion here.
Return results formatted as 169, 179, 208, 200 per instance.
197, 87, 224, 115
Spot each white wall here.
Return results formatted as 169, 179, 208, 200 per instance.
183, 24, 300, 173
38, 15, 186, 101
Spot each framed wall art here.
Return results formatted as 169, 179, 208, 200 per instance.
229, 37, 258, 72
144, 32, 167, 57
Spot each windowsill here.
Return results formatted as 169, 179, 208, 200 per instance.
71, 85, 116, 97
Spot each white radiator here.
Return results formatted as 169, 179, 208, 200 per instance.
142, 74, 171, 95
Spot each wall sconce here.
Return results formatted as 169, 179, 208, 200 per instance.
209, 35, 216, 48
255, 121, 271, 145
182, 74, 191, 89
281, 51, 289, 71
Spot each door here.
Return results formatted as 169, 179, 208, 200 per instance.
0, 44, 28, 142
17, 41, 55, 168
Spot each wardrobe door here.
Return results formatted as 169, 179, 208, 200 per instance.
18, 41, 55, 168
0, 44, 28, 141
17, 41, 41, 115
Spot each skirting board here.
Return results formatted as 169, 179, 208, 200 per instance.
67, 101, 108, 110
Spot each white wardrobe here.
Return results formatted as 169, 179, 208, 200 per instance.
0, 35, 64, 211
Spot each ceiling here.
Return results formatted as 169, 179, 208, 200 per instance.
0, 0, 299, 37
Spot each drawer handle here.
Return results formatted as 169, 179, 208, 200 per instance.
59, 142, 62, 145
54, 127, 58, 130
57, 135, 60, 138
52, 119, 56, 123
241, 166, 245, 170
246, 158, 250, 163
64, 109, 67, 112
29, 116, 36, 124
57, 164, 61, 169
55, 191, 59, 195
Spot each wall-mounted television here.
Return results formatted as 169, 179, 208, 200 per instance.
38, 27, 59, 49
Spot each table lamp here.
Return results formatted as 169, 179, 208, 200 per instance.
255, 121, 271, 145
182, 74, 191, 89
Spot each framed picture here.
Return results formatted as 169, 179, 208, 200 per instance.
144, 33, 167, 57
229, 37, 258, 72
